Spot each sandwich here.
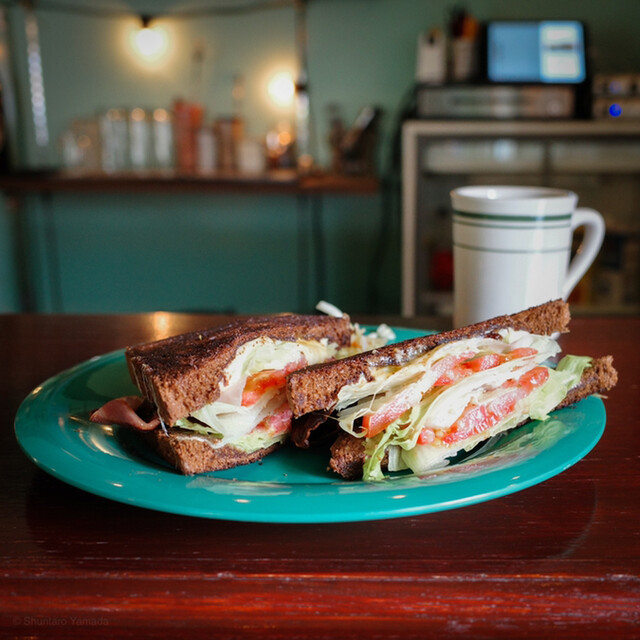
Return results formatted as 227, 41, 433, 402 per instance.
91, 312, 374, 474
286, 300, 618, 481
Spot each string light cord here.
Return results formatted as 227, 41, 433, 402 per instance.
1, 0, 296, 21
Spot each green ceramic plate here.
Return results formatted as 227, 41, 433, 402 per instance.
14, 327, 606, 523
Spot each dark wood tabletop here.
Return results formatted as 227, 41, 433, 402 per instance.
2, 312, 639, 638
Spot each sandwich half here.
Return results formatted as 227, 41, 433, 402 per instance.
91, 313, 359, 474
287, 300, 618, 481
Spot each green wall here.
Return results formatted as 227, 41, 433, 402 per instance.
1, 0, 639, 314
14, 190, 387, 314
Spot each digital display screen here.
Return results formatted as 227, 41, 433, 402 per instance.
487, 21, 586, 84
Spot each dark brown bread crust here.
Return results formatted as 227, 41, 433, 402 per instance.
329, 432, 386, 480
287, 299, 571, 418
328, 354, 618, 480
555, 355, 617, 410
143, 428, 282, 475
126, 314, 352, 425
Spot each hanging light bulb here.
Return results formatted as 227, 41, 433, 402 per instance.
267, 70, 295, 108
131, 15, 168, 62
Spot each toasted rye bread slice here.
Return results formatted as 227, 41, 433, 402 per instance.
287, 299, 570, 418
328, 355, 618, 480
126, 313, 352, 426
142, 427, 282, 475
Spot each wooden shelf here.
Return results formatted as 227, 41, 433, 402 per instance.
0, 169, 380, 196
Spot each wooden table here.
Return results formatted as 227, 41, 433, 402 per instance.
2, 313, 639, 638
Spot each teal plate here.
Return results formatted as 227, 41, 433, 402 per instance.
14, 327, 606, 523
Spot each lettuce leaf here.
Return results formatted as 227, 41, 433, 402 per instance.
361, 354, 592, 481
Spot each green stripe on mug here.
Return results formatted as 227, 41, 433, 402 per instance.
454, 219, 572, 231
453, 210, 572, 223
453, 242, 571, 255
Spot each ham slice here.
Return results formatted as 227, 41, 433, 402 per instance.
90, 396, 160, 431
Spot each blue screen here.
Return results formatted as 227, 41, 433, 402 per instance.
488, 21, 586, 84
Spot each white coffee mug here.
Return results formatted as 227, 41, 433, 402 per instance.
451, 185, 605, 327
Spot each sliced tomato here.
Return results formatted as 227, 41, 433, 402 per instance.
254, 402, 293, 436
362, 398, 412, 438
450, 402, 494, 442
433, 347, 538, 387
517, 366, 550, 393
441, 391, 520, 445
432, 352, 475, 386
242, 369, 287, 406
463, 353, 503, 372
362, 350, 545, 440
504, 347, 538, 361
242, 357, 307, 407
364, 352, 474, 436
417, 427, 435, 445
433, 364, 471, 387
440, 365, 550, 446
456, 347, 538, 375
365, 348, 502, 434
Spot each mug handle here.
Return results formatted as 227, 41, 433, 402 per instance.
563, 208, 606, 299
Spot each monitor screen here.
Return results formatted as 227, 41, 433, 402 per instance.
487, 21, 586, 84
